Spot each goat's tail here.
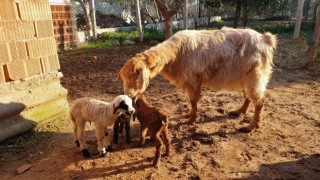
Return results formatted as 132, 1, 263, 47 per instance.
263, 32, 277, 50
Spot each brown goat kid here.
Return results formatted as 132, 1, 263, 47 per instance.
133, 94, 171, 168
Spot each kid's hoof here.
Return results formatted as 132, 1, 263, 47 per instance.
126, 138, 131, 144
81, 149, 90, 157
186, 117, 197, 125
100, 152, 107, 157
113, 139, 118, 144
75, 140, 80, 147
106, 145, 113, 152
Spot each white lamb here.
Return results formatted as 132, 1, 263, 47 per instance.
69, 95, 135, 157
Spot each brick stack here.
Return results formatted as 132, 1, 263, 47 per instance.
0, 0, 60, 83
51, 4, 75, 50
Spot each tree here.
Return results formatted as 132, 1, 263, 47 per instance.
293, 0, 305, 38
307, 5, 320, 66
154, 0, 185, 39
75, 0, 92, 37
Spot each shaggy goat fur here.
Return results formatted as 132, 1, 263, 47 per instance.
133, 93, 171, 168
70, 95, 135, 157
113, 114, 131, 144
119, 27, 277, 132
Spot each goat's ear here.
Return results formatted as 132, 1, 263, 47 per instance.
137, 68, 150, 92
113, 104, 118, 114
132, 112, 137, 121
115, 73, 120, 81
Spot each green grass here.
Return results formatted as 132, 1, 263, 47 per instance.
100, 28, 166, 42
82, 41, 112, 49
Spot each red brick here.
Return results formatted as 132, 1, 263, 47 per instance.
25, 58, 42, 76
0, 43, 11, 63
0, 64, 5, 83
0, 0, 19, 20
6, 60, 28, 80
35, 20, 54, 38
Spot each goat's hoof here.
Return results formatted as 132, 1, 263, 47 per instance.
238, 126, 253, 133
228, 111, 241, 116
186, 117, 197, 125
75, 140, 80, 147
106, 145, 113, 152
81, 149, 90, 157
153, 162, 160, 169
100, 152, 107, 157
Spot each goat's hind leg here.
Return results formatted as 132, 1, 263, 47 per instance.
152, 132, 163, 168
239, 99, 264, 133
229, 91, 251, 116
162, 125, 171, 156
76, 121, 90, 157
185, 83, 201, 124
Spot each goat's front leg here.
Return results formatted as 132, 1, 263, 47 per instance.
113, 119, 120, 144
104, 127, 113, 152
94, 122, 107, 157
140, 126, 147, 146
124, 120, 131, 144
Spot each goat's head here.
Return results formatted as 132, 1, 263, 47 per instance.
112, 95, 135, 118
118, 56, 150, 98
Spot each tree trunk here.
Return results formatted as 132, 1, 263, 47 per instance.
135, 0, 143, 42
242, 3, 249, 28
89, 0, 96, 41
307, 5, 320, 66
183, 0, 188, 29
293, 0, 305, 38
164, 17, 172, 40
154, 0, 185, 39
233, 1, 241, 28
302, 0, 310, 25
80, 0, 91, 41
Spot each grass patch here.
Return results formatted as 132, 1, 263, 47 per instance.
82, 41, 112, 49
100, 28, 166, 42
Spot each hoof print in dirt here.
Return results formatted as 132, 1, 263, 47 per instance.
81, 149, 91, 157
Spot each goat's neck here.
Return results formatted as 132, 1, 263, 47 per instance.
143, 41, 179, 78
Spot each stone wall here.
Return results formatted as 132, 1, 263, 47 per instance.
0, 0, 68, 142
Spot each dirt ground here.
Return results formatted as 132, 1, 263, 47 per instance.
0, 37, 320, 180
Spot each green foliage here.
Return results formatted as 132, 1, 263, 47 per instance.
82, 41, 112, 49
254, 23, 294, 34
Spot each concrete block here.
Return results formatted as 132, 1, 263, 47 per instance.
16, 41, 28, 60
0, 0, 19, 20
35, 20, 54, 38
0, 43, 11, 63
25, 58, 42, 76
6, 60, 28, 81
0, 65, 5, 83
8, 42, 19, 61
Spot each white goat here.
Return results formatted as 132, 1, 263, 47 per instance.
69, 95, 135, 157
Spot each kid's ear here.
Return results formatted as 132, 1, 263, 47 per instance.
115, 73, 120, 81
113, 104, 118, 114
